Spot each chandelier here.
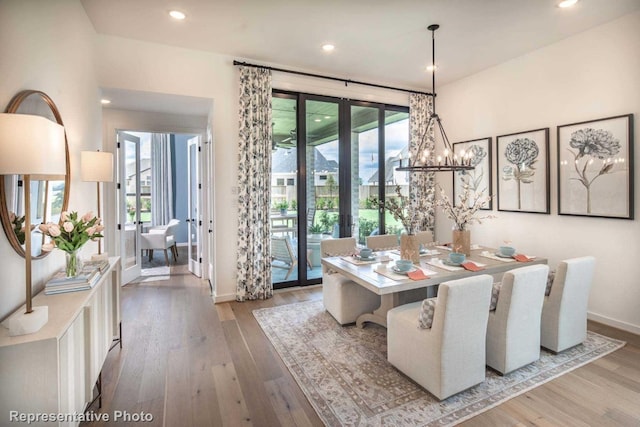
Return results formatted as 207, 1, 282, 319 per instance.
397, 24, 474, 173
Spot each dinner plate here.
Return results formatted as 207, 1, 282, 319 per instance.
443, 259, 463, 266
392, 266, 416, 275
494, 252, 514, 259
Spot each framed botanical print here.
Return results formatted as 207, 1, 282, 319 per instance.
557, 114, 634, 219
452, 137, 492, 210
496, 128, 550, 214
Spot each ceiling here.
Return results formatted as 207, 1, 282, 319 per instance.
82, 0, 640, 92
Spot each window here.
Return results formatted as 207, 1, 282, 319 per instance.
287, 178, 295, 186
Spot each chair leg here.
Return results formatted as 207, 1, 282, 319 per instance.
172, 244, 178, 262
284, 259, 298, 280
148, 249, 153, 262
164, 249, 170, 266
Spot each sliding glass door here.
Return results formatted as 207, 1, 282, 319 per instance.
270, 91, 408, 289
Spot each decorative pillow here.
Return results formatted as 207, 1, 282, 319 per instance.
545, 270, 556, 296
489, 282, 502, 311
418, 298, 437, 329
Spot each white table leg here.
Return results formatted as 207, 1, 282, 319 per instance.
356, 293, 400, 328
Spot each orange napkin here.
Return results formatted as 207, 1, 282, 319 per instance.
407, 269, 429, 280
461, 261, 485, 272
514, 254, 532, 262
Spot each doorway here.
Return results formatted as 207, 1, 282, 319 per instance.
118, 130, 202, 284
270, 92, 410, 289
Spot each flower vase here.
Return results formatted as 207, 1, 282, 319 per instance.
65, 250, 82, 278
400, 233, 420, 264
452, 229, 471, 256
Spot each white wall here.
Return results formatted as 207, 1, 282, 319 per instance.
434, 12, 640, 333
0, 0, 102, 320
95, 36, 410, 301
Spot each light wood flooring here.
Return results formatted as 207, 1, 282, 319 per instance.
84, 261, 640, 427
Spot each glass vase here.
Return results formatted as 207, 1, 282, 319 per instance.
400, 233, 420, 264
65, 250, 82, 278
452, 229, 471, 256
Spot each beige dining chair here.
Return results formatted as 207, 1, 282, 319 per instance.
486, 264, 549, 375
416, 231, 434, 246
366, 234, 398, 250
387, 275, 493, 400
321, 237, 380, 325
541, 256, 595, 353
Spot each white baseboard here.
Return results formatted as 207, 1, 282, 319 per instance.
213, 292, 236, 303
212, 284, 323, 303
588, 311, 640, 335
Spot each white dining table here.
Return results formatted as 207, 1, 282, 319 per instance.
321, 246, 547, 328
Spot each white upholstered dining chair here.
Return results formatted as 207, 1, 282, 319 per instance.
486, 264, 549, 375
541, 256, 595, 353
387, 275, 493, 400
365, 234, 398, 250
321, 237, 380, 325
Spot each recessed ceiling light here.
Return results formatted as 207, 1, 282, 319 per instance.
426, 64, 438, 72
100, 99, 111, 105
169, 10, 186, 20
314, 118, 322, 122
558, 0, 578, 8
324, 116, 331, 119
322, 44, 335, 52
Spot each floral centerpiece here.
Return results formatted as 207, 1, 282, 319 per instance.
376, 185, 422, 236
437, 183, 493, 255
40, 211, 104, 277
373, 186, 430, 262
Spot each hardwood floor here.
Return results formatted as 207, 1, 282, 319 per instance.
84, 267, 640, 426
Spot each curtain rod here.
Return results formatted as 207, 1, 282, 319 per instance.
233, 60, 434, 97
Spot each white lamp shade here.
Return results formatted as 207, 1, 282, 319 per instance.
0, 113, 66, 175
81, 151, 114, 182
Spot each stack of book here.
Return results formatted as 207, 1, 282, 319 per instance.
44, 259, 109, 295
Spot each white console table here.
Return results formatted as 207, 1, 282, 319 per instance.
0, 257, 121, 426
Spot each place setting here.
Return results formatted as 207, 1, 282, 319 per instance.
426, 251, 487, 272
375, 259, 438, 281
341, 247, 392, 265
479, 244, 536, 263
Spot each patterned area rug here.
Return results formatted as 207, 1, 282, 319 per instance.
253, 300, 625, 427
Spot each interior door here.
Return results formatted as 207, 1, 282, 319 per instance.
187, 136, 201, 277
118, 131, 142, 284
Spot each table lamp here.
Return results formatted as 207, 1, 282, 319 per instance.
0, 113, 66, 336
80, 151, 113, 257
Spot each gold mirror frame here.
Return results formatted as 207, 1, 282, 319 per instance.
0, 90, 71, 259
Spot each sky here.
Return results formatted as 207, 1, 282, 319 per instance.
316, 119, 409, 182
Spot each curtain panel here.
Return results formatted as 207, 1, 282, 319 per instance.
409, 93, 436, 233
151, 133, 174, 226
236, 66, 273, 301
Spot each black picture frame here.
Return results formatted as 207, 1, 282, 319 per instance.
496, 128, 550, 214
557, 114, 634, 219
452, 137, 493, 210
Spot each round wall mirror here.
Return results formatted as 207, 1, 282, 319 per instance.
0, 90, 71, 258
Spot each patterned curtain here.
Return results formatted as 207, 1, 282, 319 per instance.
236, 66, 273, 301
150, 133, 173, 226
409, 93, 436, 233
